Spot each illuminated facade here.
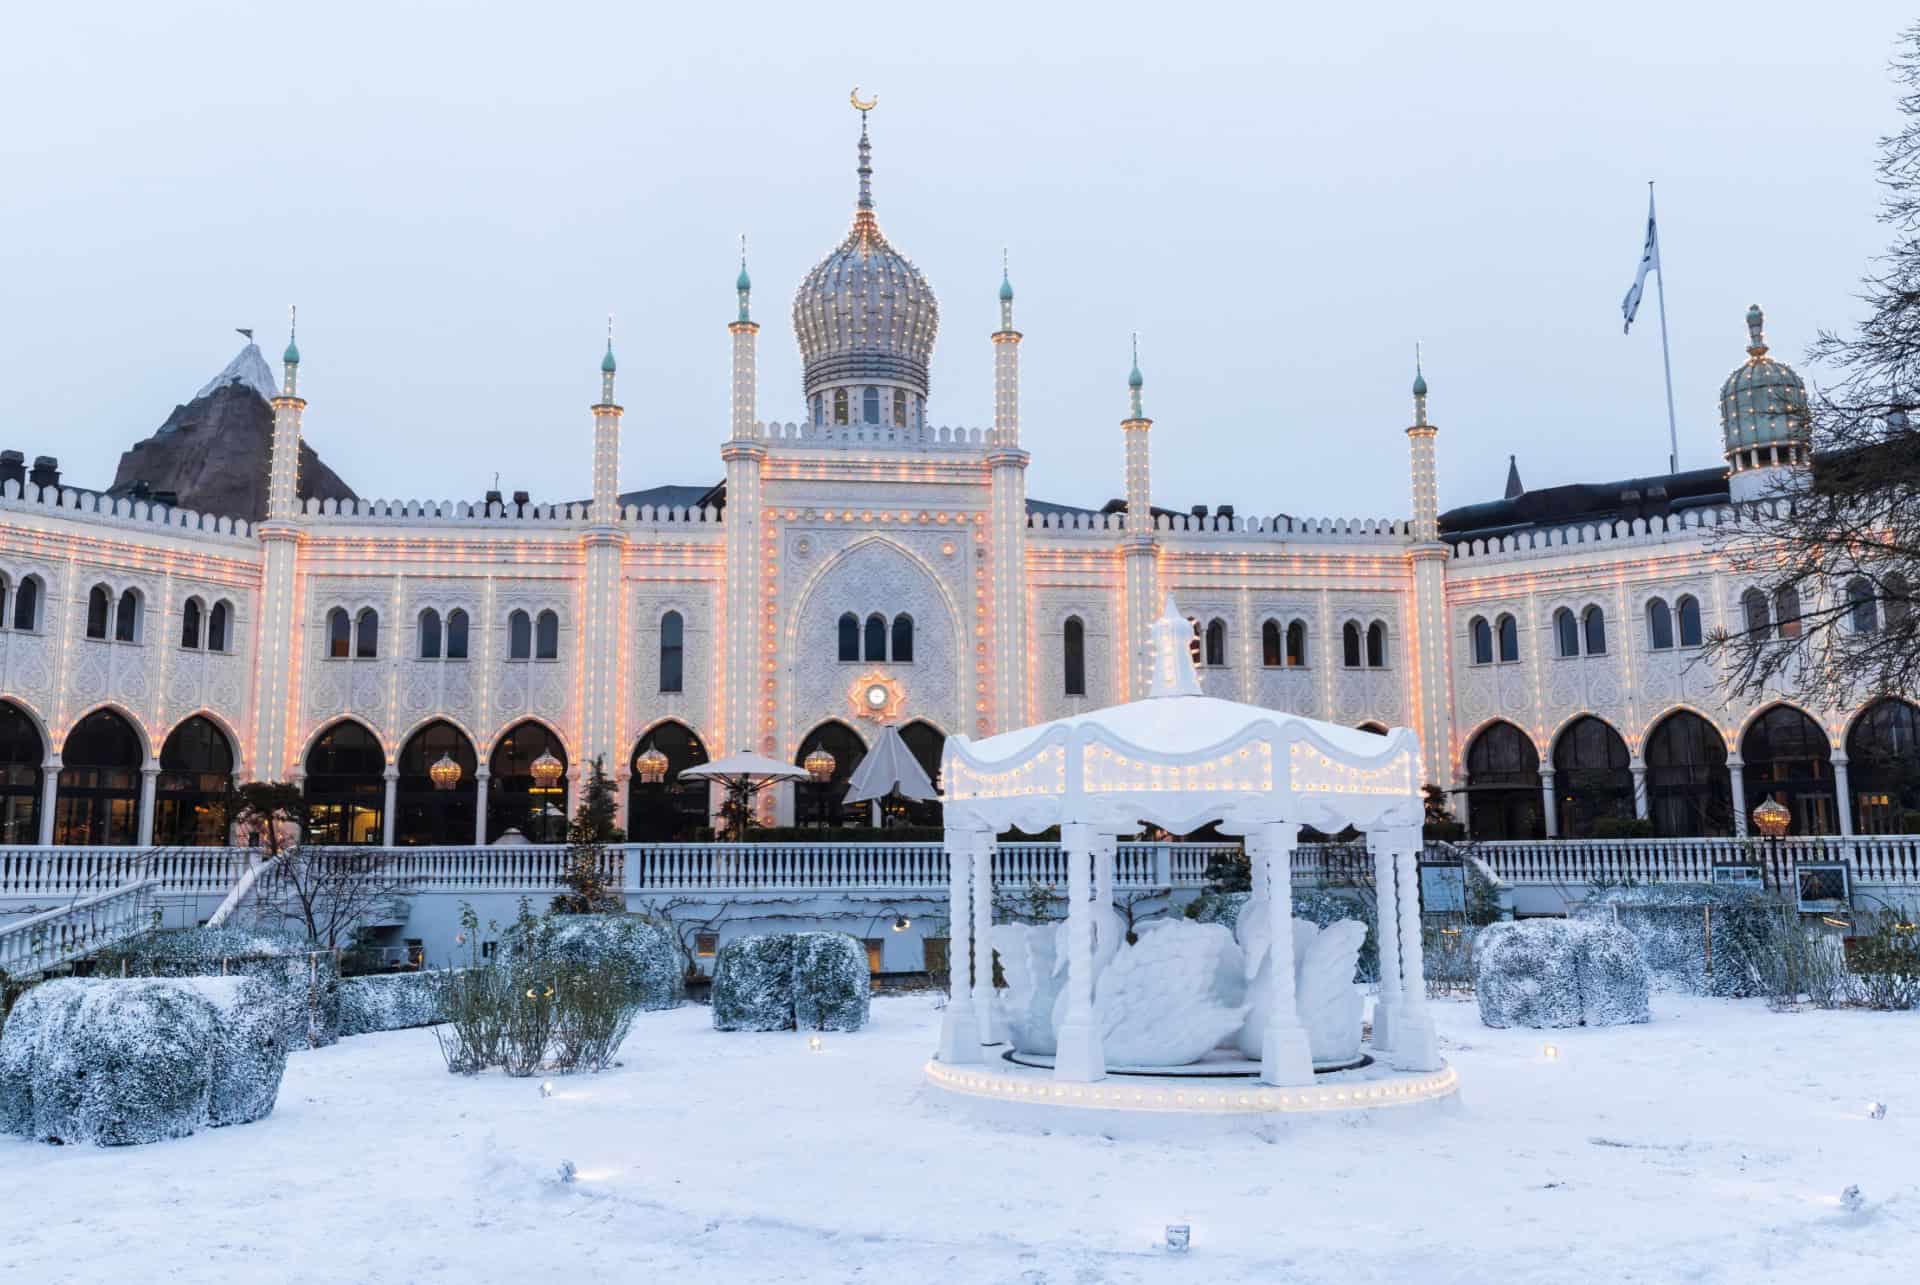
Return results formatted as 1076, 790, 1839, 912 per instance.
0, 113, 1907, 850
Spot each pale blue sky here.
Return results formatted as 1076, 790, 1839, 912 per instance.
1, 2, 1909, 517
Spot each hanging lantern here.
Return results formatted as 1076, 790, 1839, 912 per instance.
428, 753, 463, 792
529, 749, 564, 789
804, 747, 837, 782
635, 747, 670, 784
1751, 798, 1792, 838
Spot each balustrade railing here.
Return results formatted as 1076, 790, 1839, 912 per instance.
0, 847, 249, 899
1468, 836, 1920, 888
0, 879, 158, 976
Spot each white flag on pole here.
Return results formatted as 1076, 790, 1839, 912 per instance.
1621, 189, 1660, 334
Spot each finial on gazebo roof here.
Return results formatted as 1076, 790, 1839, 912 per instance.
1148, 594, 1204, 698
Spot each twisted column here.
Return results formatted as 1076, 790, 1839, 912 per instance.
936, 825, 982, 1063
970, 830, 1003, 1043
1391, 824, 1441, 1071
1053, 821, 1106, 1082
1370, 828, 1403, 1053
1253, 821, 1315, 1086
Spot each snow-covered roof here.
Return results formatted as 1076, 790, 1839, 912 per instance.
191, 343, 278, 406
941, 596, 1423, 836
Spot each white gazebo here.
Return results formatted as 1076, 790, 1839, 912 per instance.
935, 597, 1441, 1092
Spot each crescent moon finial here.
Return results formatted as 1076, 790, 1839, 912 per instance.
850, 86, 877, 112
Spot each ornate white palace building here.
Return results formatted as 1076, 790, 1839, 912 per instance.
0, 112, 1912, 856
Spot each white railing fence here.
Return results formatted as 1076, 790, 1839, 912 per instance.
1467, 836, 1920, 888
0, 848, 250, 900
0, 879, 158, 977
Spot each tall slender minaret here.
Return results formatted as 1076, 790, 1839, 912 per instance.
722, 243, 769, 756
1404, 351, 1455, 797
580, 320, 629, 806
254, 308, 307, 779
987, 256, 1030, 729
1120, 337, 1160, 700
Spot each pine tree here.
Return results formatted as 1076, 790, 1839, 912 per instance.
552, 756, 625, 914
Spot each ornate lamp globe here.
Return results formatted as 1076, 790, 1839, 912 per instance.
529, 750, 565, 789
804, 747, 837, 782
1751, 798, 1792, 838
635, 747, 670, 785
428, 753, 463, 792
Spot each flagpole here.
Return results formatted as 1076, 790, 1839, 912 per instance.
1650, 181, 1680, 474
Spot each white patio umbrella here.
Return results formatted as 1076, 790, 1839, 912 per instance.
844, 723, 938, 804
680, 752, 808, 837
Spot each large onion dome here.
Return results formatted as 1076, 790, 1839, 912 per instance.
1720, 305, 1810, 468
792, 114, 939, 407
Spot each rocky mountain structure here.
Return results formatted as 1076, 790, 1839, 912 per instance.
109, 342, 356, 522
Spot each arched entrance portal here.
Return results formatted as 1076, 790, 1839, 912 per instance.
395, 721, 479, 845
628, 722, 711, 841
1463, 721, 1542, 841
489, 722, 568, 842
55, 709, 143, 845
1645, 711, 1731, 836
1741, 705, 1837, 835
0, 701, 44, 844
795, 721, 866, 829
305, 721, 385, 845
1846, 698, 1920, 834
1552, 716, 1634, 838
155, 716, 235, 846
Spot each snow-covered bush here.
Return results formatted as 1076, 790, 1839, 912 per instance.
498, 914, 684, 1011
1473, 920, 1650, 1029
93, 926, 339, 1048
0, 977, 288, 1146
1578, 885, 1776, 997
791, 933, 871, 1032
338, 972, 447, 1036
710, 932, 874, 1033
711, 934, 797, 1031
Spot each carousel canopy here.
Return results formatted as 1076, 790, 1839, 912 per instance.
940, 596, 1424, 836
845, 723, 937, 803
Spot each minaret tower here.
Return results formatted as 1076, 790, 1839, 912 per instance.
722, 244, 769, 756
1120, 338, 1160, 700
987, 256, 1030, 729
580, 321, 630, 808
254, 307, 307, 780
1404, 351, 1455, 797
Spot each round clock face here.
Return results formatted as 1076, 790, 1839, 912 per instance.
866, 684, 889, 709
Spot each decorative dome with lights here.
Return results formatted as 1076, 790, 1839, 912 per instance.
792, 100, 940, 427
1720, 304, 1811, 499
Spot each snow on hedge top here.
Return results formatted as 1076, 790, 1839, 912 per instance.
191, 342, 279, 405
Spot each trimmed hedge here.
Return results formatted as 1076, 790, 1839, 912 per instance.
1577, 884, 1776, 997
1473, 919, 1651, 1029
498, 914, 685, 1012
711, 932, 871, 1032
93, 927, 339, 1049
1, 976, 289, 1146
337, 972, 447, 1036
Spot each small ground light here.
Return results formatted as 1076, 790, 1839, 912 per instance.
808, 1035, 823, 1052
1868, 1102, 1887, 1120
1542, 1044, 1560, 1061
541, 1079, 554, 1099
1164, 1224, 1191, 1253
557, 1160, 577, 1185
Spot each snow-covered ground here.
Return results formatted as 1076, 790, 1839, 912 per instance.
2, 994, 1914, 1284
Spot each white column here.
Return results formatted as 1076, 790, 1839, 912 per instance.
1630, 758, 1649, 821
1253, 820, 1315, 1086
969, 831, 1002, 1044
1091, 830, 1118, 972
1729, 756, 1749, 837
1251, 830, 1272, 903
38, 755, 59, 845
473, 765, 490, 845
136, 763, 159, 846
1391, 824, 1441, 1071
1833, 754, 1855, 837
936, 825, 982, 1064
381, 766, 398, 847
1370, 829, 1403, 1053
1053, 820, 1106, 1082
1540, 769, 1559, 838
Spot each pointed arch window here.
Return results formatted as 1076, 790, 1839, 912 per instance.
1676, 594, 1703, 647
1581, 605, 1606, 656
1470, 616, 1493, 666
1496, 613, 1519, 662
833, 388, 849, 424
535, 609, 559, 660
445, 608, 469, 659
13, 575, 39, 632
1286, 619, 1308, 667
1063, 616, 1086, 696
1204, 618, 1227, 667
659, 611, 684, 693
114, 589, 141, 643
864, 613, 886, 662
1849, 577, 1878, 633
1366, 620, 1386, 667
1774, 587, 1803, 639
418, 609, 443, 659
1647, 598, 1673, 651
327, 607, 351, 658
86, 585, 111, 640
180, 598, 204, 650
1261, 619, 1282, 668
508, 609, 532, 660
1553, 607, 1579, 658
1342, 621, 1362, 668
890, 613, 914, 663
208, 601, 229, 653
837, 612, 859, 662
862, 386, 880, 424
1742, 588, 1770, 638
354, 608, 378, 658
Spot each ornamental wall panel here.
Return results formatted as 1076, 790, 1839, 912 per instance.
628, 584, 718, 754
1031, 593, 1115, 725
